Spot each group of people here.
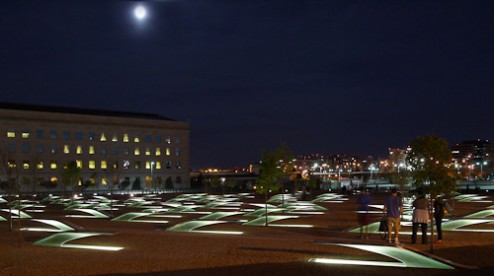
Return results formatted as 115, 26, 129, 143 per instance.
357, 186, 446, 245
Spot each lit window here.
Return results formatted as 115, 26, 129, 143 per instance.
50, 177, 58, 183
145, 147, 151, 156
37, 161, 44, 169
101, 160, 107, 169
100, 133, 107, 142
89, 160, 96, 169
166, 136, 171, 144
134, 147, 140, 155
123, 134, 129, 143
50, 160, 57, 169
76, 145, 83, 154
146, 161, 151, 169
112, 161, 119, 169
102, 178, 108, 185
112, 134, 118, 142
76, 160, 83, 168
7, 130, 15, 138
8, 160, 16, 168
166, 148, 171, 156
135, 161, 141, 169
22, 130, 30, 139
89, 146, 95, 155
156, 161, 162, 169
156, 148, 161, 156
63, 145, 70, 154
134, 136, 140, 143
123, 160, 130, 169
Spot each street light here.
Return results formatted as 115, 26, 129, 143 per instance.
150, 161, 155, 193
369, 164, 377, 182
476, 161, 487, 180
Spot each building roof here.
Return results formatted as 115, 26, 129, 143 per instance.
0, 102, 175, 121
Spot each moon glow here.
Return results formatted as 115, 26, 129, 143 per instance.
134, 6, 147, 20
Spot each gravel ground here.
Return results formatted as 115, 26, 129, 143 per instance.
1, 191, 493, 275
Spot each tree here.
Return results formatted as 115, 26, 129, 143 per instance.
105, 164, 121, 217
406, 135, 456, 254
165, 176, 174, 189
0, 145, 21, 232
62, 161, 81, 199
406, 135, 456, 196
256, 143, 294, 226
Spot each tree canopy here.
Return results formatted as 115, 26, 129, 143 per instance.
256, 143, 294, 195
406, 135, 456, 196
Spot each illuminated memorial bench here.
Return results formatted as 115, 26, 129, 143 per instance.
33, 232, 123, 251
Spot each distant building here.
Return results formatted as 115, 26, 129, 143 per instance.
452, 139, 494, 164
0, 102, 190, 193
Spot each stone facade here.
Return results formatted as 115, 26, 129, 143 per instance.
0, 103, 190, 193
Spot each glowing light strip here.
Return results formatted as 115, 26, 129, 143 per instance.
288, 211, 325, 215
65, 209, 109, 219
442, 219, 494, 231
243, 215, 300, 226
309, 258, 405, 267
199, 212, 245, 220
20, 219, 75, 232
269, 224, 313, 228
0, 209, 32, 219
192, 230, 243, 235
167, 220, 243, 235
314, 243, 454, 269
150, 215, 182, 218
34, 232, 123, 251
464, 210, 494, 219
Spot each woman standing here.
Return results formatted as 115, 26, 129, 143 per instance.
411, 190, 429, 244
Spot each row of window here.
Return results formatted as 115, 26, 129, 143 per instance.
15, 175, 182, 186
5, 143, 182, 157
7, 159, 182, 170
5, 130, 181, 144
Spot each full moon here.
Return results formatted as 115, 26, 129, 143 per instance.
134, 5, 147, 20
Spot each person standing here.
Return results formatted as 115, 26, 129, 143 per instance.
434, 195, 445, 244
411, 190, 429, 244
357, 187, 372, 239
383, 187, 403, 245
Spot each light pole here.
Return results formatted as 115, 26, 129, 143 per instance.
151, 161, 155, 193
369, 164, 376, 183
476, 161, 487, 180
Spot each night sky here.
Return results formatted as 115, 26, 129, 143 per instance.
1, 1, 494, 170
